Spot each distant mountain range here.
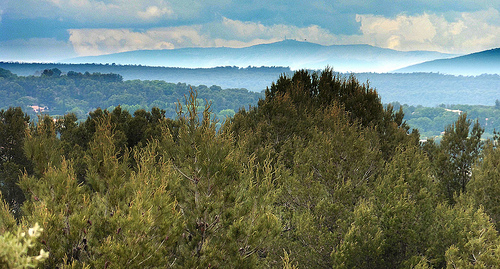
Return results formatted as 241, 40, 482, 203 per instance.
395, 48, 500, 75
63, 40, 454, 73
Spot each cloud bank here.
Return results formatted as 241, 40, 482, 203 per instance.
2, 0, 500, 61
353, 8, 500, 53
68, 18, 341, 56
67, 9, 500, 57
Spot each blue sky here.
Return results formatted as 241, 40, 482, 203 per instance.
1, 0, 500, 62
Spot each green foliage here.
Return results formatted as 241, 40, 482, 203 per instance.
24, 114, 63, 176
18, 159, 87, 267
232, 68, 415, 163
431, 200, 500, 268
84, 139, 183, 268
332, 199, 385, 268
2, 68, 500, 268
402, 103, 500, 140
281, 250, 298, 269
379, 104, 420, 160
217, 108, 235, 120
0, 192, 17, 233
331, 146, 439, 268
9, 88, 281, 267
0, 67, 17, 79
434, 114, 483, 203
466, 140, 500, 229
229, 68, 427, 268
0, 70, 262, 120
158, 90, 281, 267
373, 146, 437, 268
264, 68, 384, 127
41, 68, 62, 78
0, 107, 32, 213
275, 109, 381, 267
0, 223, 49, 268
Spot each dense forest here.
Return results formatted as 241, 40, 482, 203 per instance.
0, 67, 262, 121
2, 61, 500, 107
394, 102, 500, 140
2, 67, 500, 268
1, 66, 500, 140
0, 62, 293, 93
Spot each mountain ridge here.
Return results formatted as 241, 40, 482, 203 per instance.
63, 40, 455, 73
395, 47, 500, 75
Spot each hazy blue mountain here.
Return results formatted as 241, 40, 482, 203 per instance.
395, 48, 500, 75
63, 40, 454, 72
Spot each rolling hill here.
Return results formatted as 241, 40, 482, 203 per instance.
63, 39, 453, 73
0, 63, 293, 92
2, 62, 499, 107
395, 48, 500, 75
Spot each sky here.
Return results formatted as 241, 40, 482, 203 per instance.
1, 0, 500, 62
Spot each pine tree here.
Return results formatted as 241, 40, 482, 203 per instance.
158, 90, 281, 267
0, 192, 16, 233
332, 146, 438, 268
18, 114, 185, 267
331, 199, 385, 268
18, 159, 88, 268
441, 201, 500, 268
435, 113, 483, 203
371, 146, 438, 268
272, 105, 382, 268
466, 138, 500, 229
24, 114, 63, 176
0, 107, 32, 210
229, 68, 421, 267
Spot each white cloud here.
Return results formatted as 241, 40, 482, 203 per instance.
137, 5, 174, 20
68, 18, 340, 56
355, 13, 437, 50
67, 8, 500, 57
68, 28, 177, 56
217, 18, 338, 45
352, 8, 500, 53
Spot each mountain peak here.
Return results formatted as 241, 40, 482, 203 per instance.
257, 39, 323, 48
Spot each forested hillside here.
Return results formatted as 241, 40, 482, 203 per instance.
2, 68, 500, 268
0, 62, 292, 92
0, 67, 263, 120
2, 62, 500, 106
0, 62, 500, 107
392, 102, 500, 140
2, 66, 499, 141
